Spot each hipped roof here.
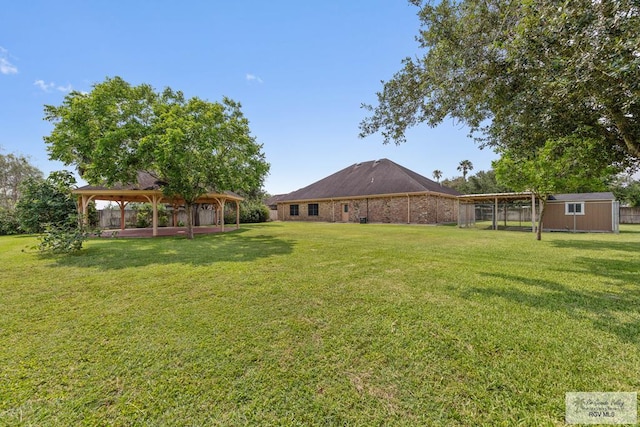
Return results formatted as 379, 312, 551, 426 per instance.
73, 171, 243, 203
280, 159, 460, 202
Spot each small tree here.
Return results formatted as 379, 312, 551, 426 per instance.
15, 171, 78, 234
0, 152, 44, 235
15, 170, 89, 253
494, 136, 613, 240
432, 169, 443, 183
0, 152, 43, 209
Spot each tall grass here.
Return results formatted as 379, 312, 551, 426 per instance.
1, 223, 639, 425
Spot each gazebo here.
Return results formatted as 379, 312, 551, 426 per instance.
73, 172, 244, 237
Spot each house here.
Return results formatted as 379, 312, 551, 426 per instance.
543, 192, 619, 233
274, 159, 460, 224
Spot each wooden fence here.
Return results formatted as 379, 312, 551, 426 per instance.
620, 207, 640, 224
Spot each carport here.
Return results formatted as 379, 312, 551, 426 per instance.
457, 192, 538, 233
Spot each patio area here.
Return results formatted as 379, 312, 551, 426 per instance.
96, 226, 229, 238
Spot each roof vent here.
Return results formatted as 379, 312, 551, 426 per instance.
373, 159, 381, 166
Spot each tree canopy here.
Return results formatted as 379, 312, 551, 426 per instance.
360, 0, 640, 170
44, 77, 270, 239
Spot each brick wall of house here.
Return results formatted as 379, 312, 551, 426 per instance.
279, 194, 458, 224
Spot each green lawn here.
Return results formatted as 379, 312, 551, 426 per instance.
1, 222, 639, 426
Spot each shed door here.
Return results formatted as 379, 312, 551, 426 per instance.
342, 204, 349, 222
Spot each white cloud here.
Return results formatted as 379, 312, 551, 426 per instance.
34, 80, 73, 93
34, 80, 54, 91
0, 47, 18, 75
246, 73, 263, 84
56, 84, 72, 92
34, 80, 55, 91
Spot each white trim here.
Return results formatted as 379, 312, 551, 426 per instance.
565, 202, 585, 215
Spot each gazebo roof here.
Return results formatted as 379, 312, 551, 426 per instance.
72, 171, 244, 204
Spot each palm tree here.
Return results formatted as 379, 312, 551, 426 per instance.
432, 169, 443, 184
457, 160, 474, 180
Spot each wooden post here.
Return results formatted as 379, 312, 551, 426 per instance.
236, 200, 240, 229
531, 193, 536, 233
117, 201, 127, 230
152, 195, 159, 237
220, 200, 226, 232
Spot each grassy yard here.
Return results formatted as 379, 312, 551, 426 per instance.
1, 222, 639, 425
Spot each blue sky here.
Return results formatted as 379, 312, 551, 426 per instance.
0, 1, 498, 195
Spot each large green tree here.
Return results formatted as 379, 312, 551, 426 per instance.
360, 0, 640, 169
141, 90, 269, 239
44, 77, 269, 239
493, 136, 613, 240
44, 77, 156, 186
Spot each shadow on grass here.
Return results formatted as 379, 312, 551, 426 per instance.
47, 228, 295, 270
549, 239, 640, 253
464, 256, 640, 344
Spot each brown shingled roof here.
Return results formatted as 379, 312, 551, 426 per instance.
280, 159, 460, 201
76, 171, 165, 191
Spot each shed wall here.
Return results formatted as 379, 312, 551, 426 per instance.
543, 200, 613, 232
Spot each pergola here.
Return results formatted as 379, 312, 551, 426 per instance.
72, 172, 244, 237
458, 192, 538, 232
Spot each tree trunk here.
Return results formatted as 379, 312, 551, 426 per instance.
185, 202, 194, 239
536, 199, 547, 241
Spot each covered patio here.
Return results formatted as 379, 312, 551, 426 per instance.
73, 172, 244, 237
458, 192, 538, 232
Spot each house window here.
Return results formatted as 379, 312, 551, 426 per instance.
308, 203, 319, 216
290, 204, 299, 216
343, 204, 349, 213
565, 202, 585, 215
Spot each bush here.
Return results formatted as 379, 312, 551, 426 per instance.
37, 223, 90, 254
225, 201, 269, 224
0, 207, 21, 235
133, 203, 169, 228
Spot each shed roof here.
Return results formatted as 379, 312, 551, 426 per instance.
279, 159, 460, 202
548, 192, 615, 202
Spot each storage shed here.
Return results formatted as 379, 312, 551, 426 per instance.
543, 192, 619, 233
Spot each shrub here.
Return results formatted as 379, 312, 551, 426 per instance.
0, 207, 21, 235
133, 203, 169, 228
37, 223, 91, 254
225, 201, 269, 224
